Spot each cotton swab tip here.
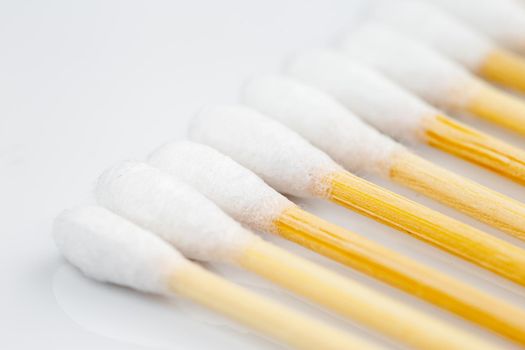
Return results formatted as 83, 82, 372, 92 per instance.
53, 206, 185, 294
189, 105, 342, 198
148, 141, 294, 233
95, 161, 254, 262
425, 0, 525, 53
341, 22, 480, 111
370, 0, 493, 70
286, 50, 435, 143
242, 75, 402, 176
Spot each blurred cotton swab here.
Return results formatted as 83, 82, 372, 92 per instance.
94, 162, 492, 350
371, 0, 525, 93
54, 206, 371, 350
189, 105, 525, 287
242, 75, 525, 242
150, 140, 525, 345
287, 50, 525, 186
341, 22, 525, 137
423, 0, 525, 53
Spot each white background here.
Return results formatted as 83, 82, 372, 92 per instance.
2, 0, 525, 349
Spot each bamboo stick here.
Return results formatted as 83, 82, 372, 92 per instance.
390, 150, 525, 240
423, 114, 525, 185
327, 171, 525, 286
149, 140, 525, 344
59, 205, 377, 350
273, 206, 525, 345
171, 258, 378, 350
235, 238, 502, 350
467, 84, 525, 135
479, 49, 525, 93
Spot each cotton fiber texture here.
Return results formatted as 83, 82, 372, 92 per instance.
370, 0, 493, 70
286, 50, 437, 143
189, 105, 342, 198
341, 22, 481, 111
242, 75, 404, 176
424, 0, 525, 53
95, 161, 255, 262
149, 141, 294, 233
53, 206, 186, 295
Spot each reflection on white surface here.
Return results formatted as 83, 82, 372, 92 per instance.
52, 264, 280, 349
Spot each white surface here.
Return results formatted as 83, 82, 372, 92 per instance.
2, 0, 525, 349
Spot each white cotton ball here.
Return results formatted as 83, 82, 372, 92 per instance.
241, 75, 404, 177
424, 0, 525, 53
188, 105, 342, 198
371, 1, 494, 70
95, 161, 255, 262
341, 22, 481, 111
148, 141, 294, 233
286, 50, 436, 143
53, 206, 186, 295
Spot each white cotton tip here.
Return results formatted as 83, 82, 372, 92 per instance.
371, 0, 494, 70
341, 22, 482, 111
53, 206, 186, 295
286, 50, 437, 144
188, 105, 343, 198
424, 0, 525, 53
95, 161, 255, 262
148, 141, 295, 233
241, 75, 404, 177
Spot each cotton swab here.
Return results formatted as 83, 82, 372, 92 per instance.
149, 140, 525, 344
423, 0, 525, 53
94, 161, 495, 350
54, 206, 373, 350
241, 75, 525, 241
341, 22, 525, 137
286, 50, 525, 186
370, 0, 525, 93
189, 105, 525, 287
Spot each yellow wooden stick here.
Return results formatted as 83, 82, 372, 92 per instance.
235, 238, 500, 350
479, 49, 525, 93
422, 114, 525, 185
60, 205, 375, 350
148, 140, 525, 345
273, 206, 525, 345
390, 150, 525, 240
467, 82, 525, 136
328, 171, 525, 287
169, 262, 377, 350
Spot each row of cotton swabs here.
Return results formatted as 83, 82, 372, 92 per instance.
54, 1, 525, 349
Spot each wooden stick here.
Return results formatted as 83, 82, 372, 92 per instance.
328, 171, 525, 286
169, 262, 376, 350
236, 238, 500, 350
466, 83, 525, 135
479, 49, 525, 93
422, 114, 525, 185
273, 206, 525, 345
390, 150, 525, 240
